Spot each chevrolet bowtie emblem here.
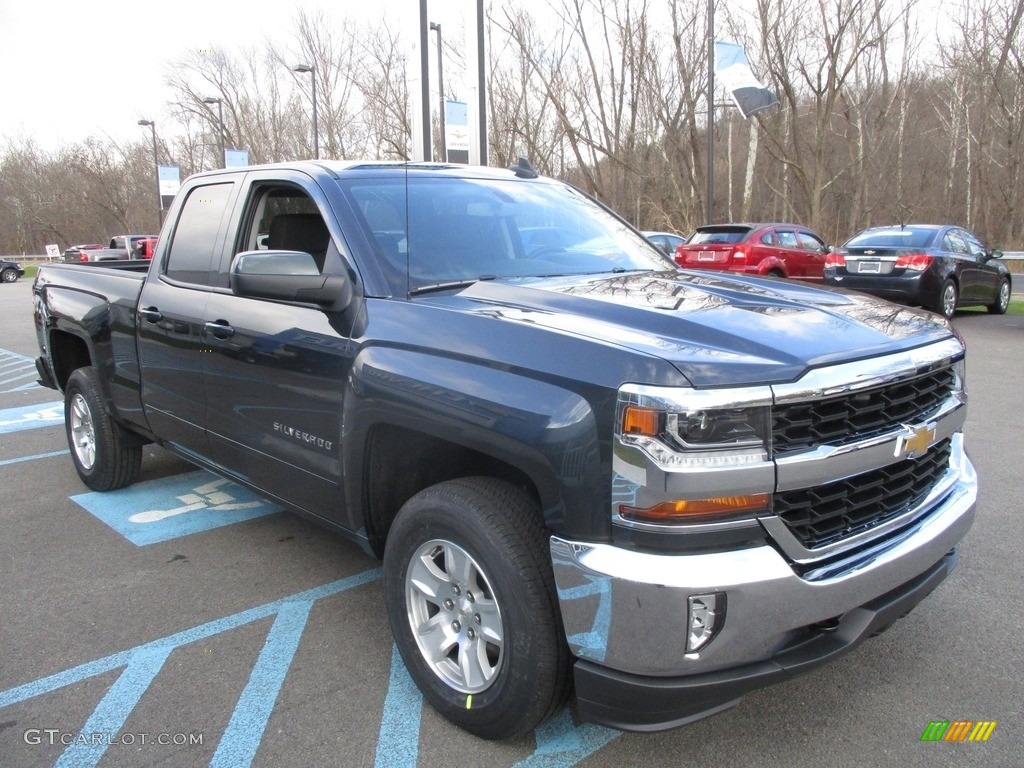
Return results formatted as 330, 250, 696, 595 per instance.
896, 423, 937, 459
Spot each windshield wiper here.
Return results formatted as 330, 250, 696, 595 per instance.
408, 275, 496, 296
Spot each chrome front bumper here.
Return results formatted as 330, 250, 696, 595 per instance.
550, 451, 976, 680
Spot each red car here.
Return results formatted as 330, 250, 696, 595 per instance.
674, 223, 831, 282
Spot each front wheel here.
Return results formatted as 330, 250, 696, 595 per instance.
1, 268, 18, 283
937, 279, 958, 319
988, 278, 1010, 314
64, 367, 142, 491
383, 477, 571, 739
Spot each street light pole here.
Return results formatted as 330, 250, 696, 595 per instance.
429, 22, 446, 162
203, 97, 225, 168
138, 119, 162, 229
706, 0, 715, 224
292, 64, 319, 159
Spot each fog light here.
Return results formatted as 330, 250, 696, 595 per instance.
687, 593, 725, 653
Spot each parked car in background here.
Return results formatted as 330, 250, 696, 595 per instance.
1, 258, 25, 283
62, 244, 107, 262
824, 224, 1011, 319
674, 223, 831, 282
642, 230, 687, 256
64, 235, 158, 263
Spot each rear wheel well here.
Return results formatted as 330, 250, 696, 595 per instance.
48, 330, 91, 389
363, 424, 541, 557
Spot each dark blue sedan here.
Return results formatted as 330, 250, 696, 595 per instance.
824, 224, 1011, 319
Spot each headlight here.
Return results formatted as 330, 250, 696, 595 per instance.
618, 395, 771, 470
615, 384, 774, 526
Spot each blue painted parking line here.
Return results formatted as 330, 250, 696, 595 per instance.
54, 645, 174, 768
372, 644, 620, 768
0, 401, 63, 434
0, 570, 382, 768
70, 470, 281, 545
513, 711, 620, 767
2, 565, 620, 766
211, 600, 314, 767
0, 348, 41, 392
0, 449, 69, 467
375, 645, 422, 768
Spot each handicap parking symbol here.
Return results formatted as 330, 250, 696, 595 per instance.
71, 471, 280, 546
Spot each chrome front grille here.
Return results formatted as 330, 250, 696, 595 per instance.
773, 438, 953, 550
772, 367, 955, 457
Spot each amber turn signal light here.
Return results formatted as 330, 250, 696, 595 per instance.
622, 405, 662, 437
619, 493, 769, 524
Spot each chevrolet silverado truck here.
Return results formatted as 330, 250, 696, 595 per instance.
33, 161, 976, 739
64, 234, 156, 262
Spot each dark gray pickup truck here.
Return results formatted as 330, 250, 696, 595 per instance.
33, 161, 976, 739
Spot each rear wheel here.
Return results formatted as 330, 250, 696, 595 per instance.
383, 477, 571, 739
64, 367, 142, 491
937, 279, 958, 319
988, 278, 1010, 314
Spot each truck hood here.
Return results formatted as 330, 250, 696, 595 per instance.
456, 270, 956, 387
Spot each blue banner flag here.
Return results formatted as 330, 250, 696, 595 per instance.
715, 41, 779, 118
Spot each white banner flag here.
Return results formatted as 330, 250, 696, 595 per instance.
715, 41, 779, 118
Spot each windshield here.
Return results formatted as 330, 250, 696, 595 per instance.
341, 175, 673, 293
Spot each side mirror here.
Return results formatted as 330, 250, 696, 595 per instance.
231, 250, 353, 310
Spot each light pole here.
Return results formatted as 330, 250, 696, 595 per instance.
429, 22, 446, 162
138, 119, 162, 228
203, 97, 225, 168
292, 64, 319, 159
706, 0, 715, 224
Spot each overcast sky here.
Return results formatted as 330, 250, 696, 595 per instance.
0, 0, 470, 151
2, 0, 952, 153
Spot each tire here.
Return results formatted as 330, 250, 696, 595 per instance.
988, 278, 1010, 315
383, 477, 571, 740
64, 367, 142, 491
1, 268, 18, 283
937, 278, 958, 319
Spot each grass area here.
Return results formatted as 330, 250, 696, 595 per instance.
22, 265, 38, 279
957, 299, 1024, 315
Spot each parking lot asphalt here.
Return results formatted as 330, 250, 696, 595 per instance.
1, 277, 1021, 768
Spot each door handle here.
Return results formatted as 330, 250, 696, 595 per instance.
139, 307, 162, 322
204, 321, 235, 339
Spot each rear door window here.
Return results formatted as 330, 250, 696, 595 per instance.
776, 230, 799, 249
944, 231, 969, 254
798, 231, 827, 251
164, 183, 235, 286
